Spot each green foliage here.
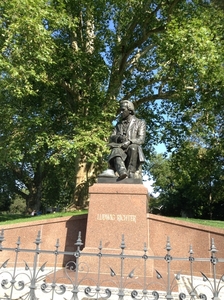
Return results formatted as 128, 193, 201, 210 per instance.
0, 0, 224, 212
0, 197, 11, 212
9, 197, 27, 214
149, 140, 224, 220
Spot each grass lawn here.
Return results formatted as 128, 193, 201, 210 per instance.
173, 217, 224, 229
0, 210, 88, 226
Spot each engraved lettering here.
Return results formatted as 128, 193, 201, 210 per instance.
97, 214, 136, 222
97, 214, 115, 221
117, 214, 136, 223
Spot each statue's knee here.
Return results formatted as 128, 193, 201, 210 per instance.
128, 144, 138, 152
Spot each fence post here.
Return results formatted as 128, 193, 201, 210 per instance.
29, 230, 41, 300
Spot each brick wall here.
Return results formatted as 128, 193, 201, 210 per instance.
1, 213, 224, 277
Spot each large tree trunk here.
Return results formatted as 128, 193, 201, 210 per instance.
26, 182, 42, 212
12, 161, 44, 213
73, 156, 95, 208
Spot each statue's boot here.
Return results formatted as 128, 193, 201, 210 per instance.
114, 157, 127, 180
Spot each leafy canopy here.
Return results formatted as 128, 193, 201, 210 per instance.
0, 0, 224, 209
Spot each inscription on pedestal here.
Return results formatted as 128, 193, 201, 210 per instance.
83, 183, 154, 282
97, 213, 136, 222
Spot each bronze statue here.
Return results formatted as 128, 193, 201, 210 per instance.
107, 100, 146, 180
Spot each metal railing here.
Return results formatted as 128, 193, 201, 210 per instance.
0, 229, 223, 300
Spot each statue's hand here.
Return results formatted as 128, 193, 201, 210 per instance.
121, 141, 131, 149
117, 135, 127, 143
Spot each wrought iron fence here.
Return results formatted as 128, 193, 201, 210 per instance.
0, 229, 223, 300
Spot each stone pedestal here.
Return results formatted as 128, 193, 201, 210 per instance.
85, 183, 149, 250
80, 182, 154, 287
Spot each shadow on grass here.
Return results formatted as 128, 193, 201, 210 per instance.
0, 211, 88, 225
0, 213, 32, 223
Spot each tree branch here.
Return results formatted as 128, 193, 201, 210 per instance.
124, 77, 162, 100
126, 44, 156, 70
133, 90, 178, 108
107, 1, 180, 100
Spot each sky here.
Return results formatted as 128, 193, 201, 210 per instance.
155, 143, 166, 154
143, 177, 159, 197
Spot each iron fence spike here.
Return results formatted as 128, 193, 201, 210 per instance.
120, 234, 126, 249
210, 238, 218, 253
166, 236, 172, 251
189, 245, 194, 254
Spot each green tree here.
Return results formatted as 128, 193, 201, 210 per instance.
0, 167, 14, 211
149, 142, 224, 219
146, 153, 179, 216
0, 0, 224, 210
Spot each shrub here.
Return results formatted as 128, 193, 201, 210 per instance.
9, 198, 26, 214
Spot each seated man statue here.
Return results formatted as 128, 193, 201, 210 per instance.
108, 100, 146, 180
